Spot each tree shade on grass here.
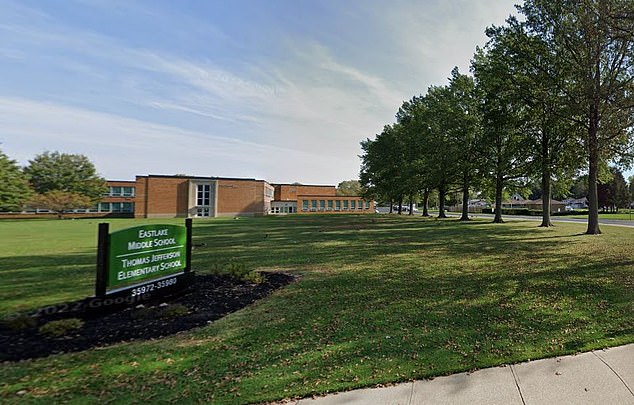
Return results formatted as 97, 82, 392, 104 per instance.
0, 215, 633, 404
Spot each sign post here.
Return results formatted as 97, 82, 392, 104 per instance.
94, 219, 194, 304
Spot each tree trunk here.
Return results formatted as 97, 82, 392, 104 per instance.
389, 200, 394, 214
438, 186, 447, 218
493, 173, 504, 223
422, 189, 430, 217
539, 138, 553, 227
586, 114, 602, 234
408, 195, 414, 216
398, 195, 403, 215
459, 173, 470, 221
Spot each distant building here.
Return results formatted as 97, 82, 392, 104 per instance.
110, 175, 374, 218
2, 174, 374, 218
502, 197, 566, 213
132, 175, 373, 218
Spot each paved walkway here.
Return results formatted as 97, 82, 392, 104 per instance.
291, 343, 634, 404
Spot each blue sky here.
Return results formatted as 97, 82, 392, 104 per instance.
1, 0, 522, 184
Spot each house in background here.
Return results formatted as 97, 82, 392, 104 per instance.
562, 197, 588, 210
502, 195, 566, 213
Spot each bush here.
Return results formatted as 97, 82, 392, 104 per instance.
210, 261, 262, 282
159, 304, 190, 318
552, 210, 587, 216
131, 306, 158, 320
1, 314, 37, 331
39, 318, 84, 337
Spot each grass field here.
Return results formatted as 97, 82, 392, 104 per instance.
1, 215, 633, 404
566, 212, 634, 221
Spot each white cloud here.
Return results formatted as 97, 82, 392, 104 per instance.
0, 0, 522, 185
0, 97, 356, 184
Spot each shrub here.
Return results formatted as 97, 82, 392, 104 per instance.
39, 318, 84, 337
210, 261, 261, 282
159, 304, 190, 318
1, 314, 37, 331
131, 307, 158, 320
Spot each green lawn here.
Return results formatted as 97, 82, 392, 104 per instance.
565, 212, 634, 221
1, 215, 633, 404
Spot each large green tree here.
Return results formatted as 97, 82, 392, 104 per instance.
24, 151, 107, 204
336, 180, 362, 196
444, 68, 483, 221
27, 190, 93, 219
360, 125, 407, 212
0, 149, 33, 211
472, 43, 531, 223
485, 20, 584, 227
518, 0, 634, 234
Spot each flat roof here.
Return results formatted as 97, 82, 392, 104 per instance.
136, 174, 268, 182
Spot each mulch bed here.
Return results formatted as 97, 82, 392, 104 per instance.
1, 273, 294, 362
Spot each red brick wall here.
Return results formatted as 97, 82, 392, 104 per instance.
136, 176, 189, 218
275, 184, 336, 200
217, 179, 268, 216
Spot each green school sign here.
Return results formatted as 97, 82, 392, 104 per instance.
95, 220, 193, 297
108, 224, 187, 288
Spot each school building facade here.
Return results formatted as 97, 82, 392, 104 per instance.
97, 175, 374, 218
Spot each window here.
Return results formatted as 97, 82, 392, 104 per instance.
358, 200, 363, 209
327, 200, 333, 210
197, 207, 210, 217
335, 200, 341, 211
311, 200, 317, 211
123, 187, 135, 197
351, 200, 356, 210
122, 202, 134, 213
319, 200, 325, 211
302, 200, 309, 211
343, 200, 349, 210
365, 200, 370, 209
99, 202, 111, 212
197, 184, 211, 206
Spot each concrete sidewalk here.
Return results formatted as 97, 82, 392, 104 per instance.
292, 343, 634, 404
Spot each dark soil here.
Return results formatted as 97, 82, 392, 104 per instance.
1, 273, 294, 362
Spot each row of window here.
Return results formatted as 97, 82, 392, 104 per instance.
301, 200, 370, 211
105, 186, 135, 197
25, 202, 135, 214
271, 206, 295, 214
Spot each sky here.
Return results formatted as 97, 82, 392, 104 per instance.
1, 0, 521, 184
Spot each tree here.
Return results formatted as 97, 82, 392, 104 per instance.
336, 180, 362, 196
518, 0, 634, 234
488, 18, 585, 227
360, 125, 407, 211
444, 68, 483, 221
0, 149, 33, 211
472, 42, 531, 223
629, 175, 634, 206
27, 191, 92, 219
598, 167, 629, 211
24, 151, 107, 203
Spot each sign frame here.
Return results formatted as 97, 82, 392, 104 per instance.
95, 219, 194, 299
